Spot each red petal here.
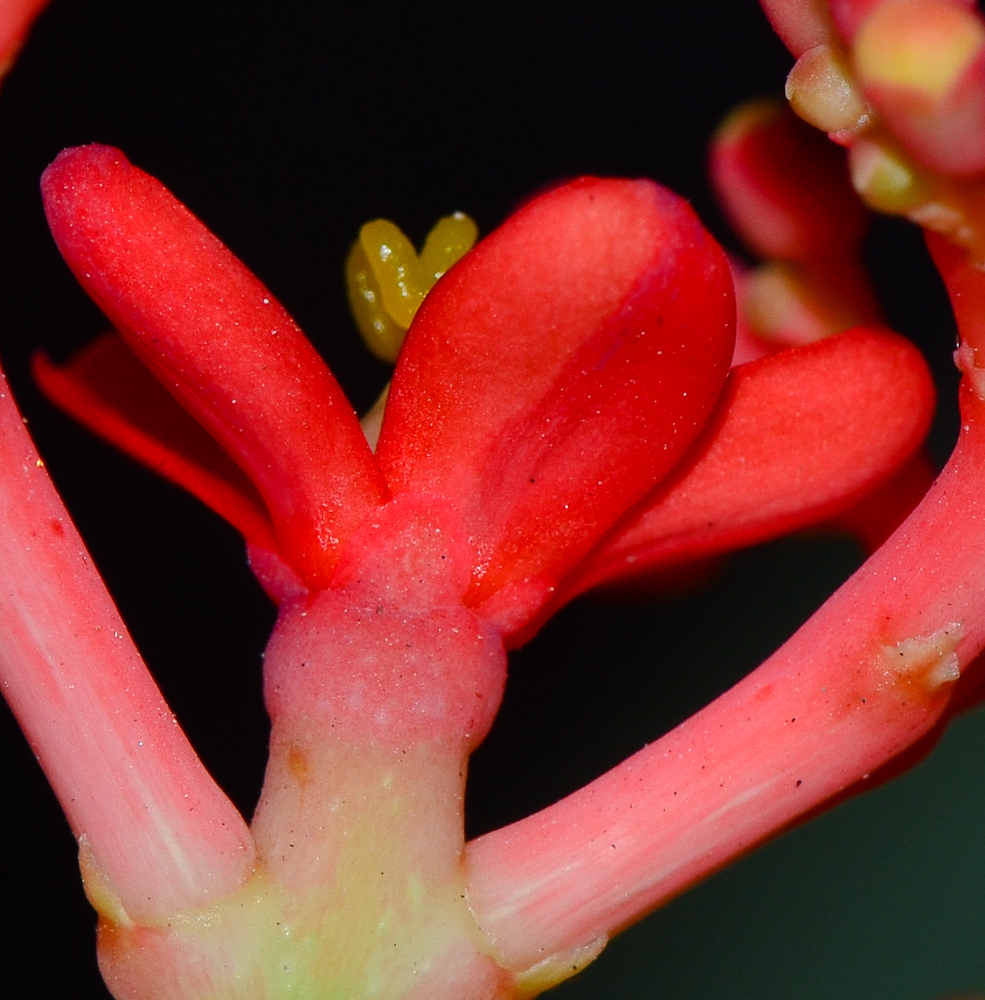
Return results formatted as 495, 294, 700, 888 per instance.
42, 145, 388, 587
0, 0, 49, 70
34, 333, 275, 550
569, 326, 935, 595
376, 178, 734, 634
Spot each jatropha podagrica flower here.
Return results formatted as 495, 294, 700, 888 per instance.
4, 0, 985, 995
0, 129, 953, 1000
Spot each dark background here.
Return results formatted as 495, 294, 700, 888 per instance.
0, 2, 982, 998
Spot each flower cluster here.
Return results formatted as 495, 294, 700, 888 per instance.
1, 2, 984, 998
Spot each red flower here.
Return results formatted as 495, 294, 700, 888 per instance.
0, 142, 936, 996
38, 145, 931, 639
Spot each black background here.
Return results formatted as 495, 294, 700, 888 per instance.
0, 2, 982, 998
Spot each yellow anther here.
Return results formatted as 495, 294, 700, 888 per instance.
419, 212, 479, 286
346, 213, 478, 363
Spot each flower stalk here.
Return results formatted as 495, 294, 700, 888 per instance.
0, 367, 255, 923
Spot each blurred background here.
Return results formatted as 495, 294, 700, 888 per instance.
0, 1, 982, 997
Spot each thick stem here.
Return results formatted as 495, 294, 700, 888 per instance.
98, 733, 517, 1000
96, 558, 520, 999
249, 734, 515, 1000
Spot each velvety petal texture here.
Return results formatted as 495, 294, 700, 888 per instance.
568, 326, 935, 594
42, 145, 389, 589
376, 178, 735, 631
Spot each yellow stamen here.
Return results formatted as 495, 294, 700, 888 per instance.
346, 213, 478, 362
